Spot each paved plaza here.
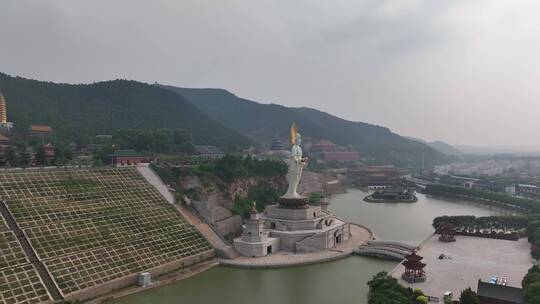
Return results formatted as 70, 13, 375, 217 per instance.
391, 235, 533, 299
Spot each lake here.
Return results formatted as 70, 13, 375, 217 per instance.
111, 190, 514, 304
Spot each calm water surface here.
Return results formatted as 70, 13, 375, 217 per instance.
112, 190, 513, 304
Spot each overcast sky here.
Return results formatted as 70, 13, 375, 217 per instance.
1, 0, 540, 147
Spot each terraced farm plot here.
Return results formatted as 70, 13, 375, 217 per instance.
0, 168, 212, 298
0, 208, 51, 304
0, 264, 51, 304
0, 231, 29, 270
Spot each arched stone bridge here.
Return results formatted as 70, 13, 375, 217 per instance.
353, 241, 417, 261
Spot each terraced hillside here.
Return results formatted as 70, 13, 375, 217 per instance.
0, 168, 213, 302
0, 214, 51, 304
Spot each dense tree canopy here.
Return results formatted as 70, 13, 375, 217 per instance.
0, 73, 253, 151
214, 155, 287, 183
367, 272, 411, 304
425, 184, 540, 212
433, 215, 528, 234
113, 128, 195, 154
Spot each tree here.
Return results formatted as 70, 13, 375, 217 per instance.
459, 288, 479, 304
35, 145, 47, 166
524, 282, 540, 304
531, 245, 540, 263
367, 272, 411, 304
523, 265, 540, 288
416, 295, 428, 304
5, 146, 18, 166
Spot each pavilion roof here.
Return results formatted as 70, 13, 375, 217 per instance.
441, 226, 456, 235
405, 251, 423, 261
402, 260, 426, 269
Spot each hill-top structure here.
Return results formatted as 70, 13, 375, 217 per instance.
234, 124, 351, 257
0, 167, 213, 303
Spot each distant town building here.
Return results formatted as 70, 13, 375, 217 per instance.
109, 150, 144, 167
29, 125, 53, 139
321, 151, 360, 162
477, 279, 524, 304
195, 145, 224, 159
516, 184, 540, 199
348, 165, 401, 188
311, 139, 339, 153
310, 139, 360, 163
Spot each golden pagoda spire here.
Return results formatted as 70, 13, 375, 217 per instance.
0, 92, 6, 125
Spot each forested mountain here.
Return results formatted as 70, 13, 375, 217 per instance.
405, 137, 463, 157
162, 85, 450, 168
0, 73, 253, 151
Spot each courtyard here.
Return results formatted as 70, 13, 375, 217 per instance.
391, 235, 533, 299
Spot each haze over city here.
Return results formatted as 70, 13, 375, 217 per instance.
2, 0, 540, 147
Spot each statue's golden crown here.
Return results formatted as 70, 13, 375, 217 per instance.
290, 123, 299, 145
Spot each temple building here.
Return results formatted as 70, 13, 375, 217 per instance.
109, 149, 145, 167
29, 125, 53, 141
402, 251, 427, 283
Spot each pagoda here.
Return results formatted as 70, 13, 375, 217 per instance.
402, 250, 426, 283
438, 224, 456, 242
0, 92, 13, 132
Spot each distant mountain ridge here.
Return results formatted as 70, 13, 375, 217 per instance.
405, 137, 463, 156
162, 85, 451, 168
0, 73, 253, 150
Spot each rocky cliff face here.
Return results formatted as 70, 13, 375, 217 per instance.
181, 175, 286, 239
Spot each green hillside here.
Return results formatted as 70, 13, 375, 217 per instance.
162, 85, 450, 168
405, 137, 463, 156
0, 73, 253, 151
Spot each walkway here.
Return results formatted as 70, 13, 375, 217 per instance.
354, 241, 416, 261
136, 165, 175, 204
221, 224, 372, 268
136, 165, 237, 258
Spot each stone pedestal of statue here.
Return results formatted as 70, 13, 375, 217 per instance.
278, 196, 309, 209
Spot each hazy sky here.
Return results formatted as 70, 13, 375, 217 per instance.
1, 0, 540, 147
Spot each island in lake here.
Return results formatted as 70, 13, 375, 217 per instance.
363, 188, 418, 203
